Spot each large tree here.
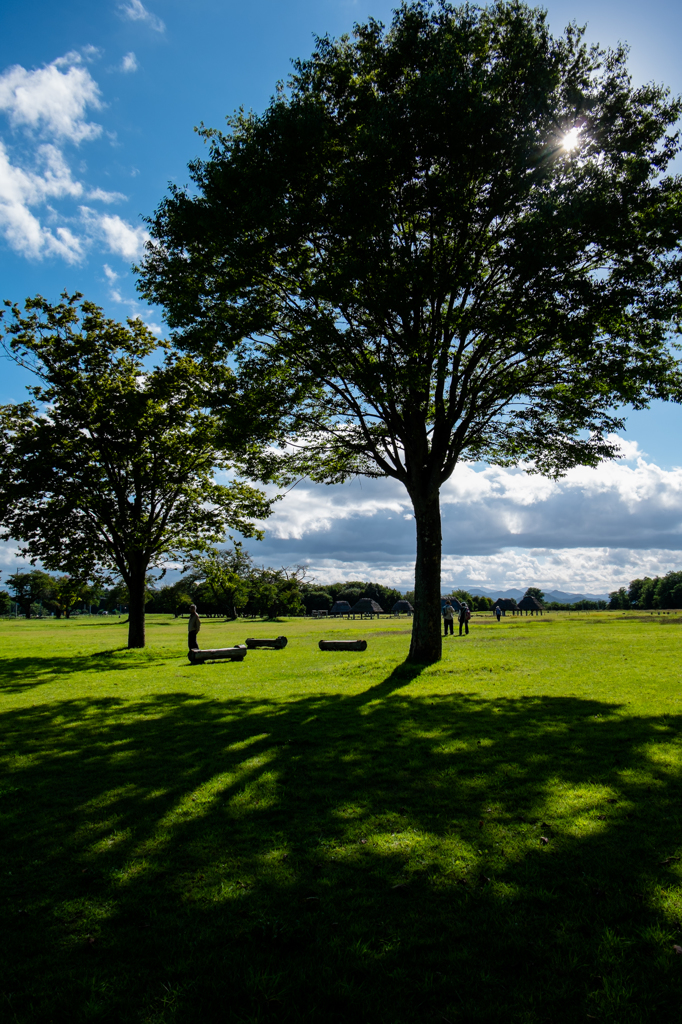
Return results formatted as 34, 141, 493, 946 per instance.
139, 1, 682, 662
0, 294, 272, 648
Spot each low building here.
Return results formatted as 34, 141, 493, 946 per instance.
494, 598, 518, 616
329, 600, 352, 617
517, 595, 544, 616
392, 599, 414, 615
350, 598, 384, 618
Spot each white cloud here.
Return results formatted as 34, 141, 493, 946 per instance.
0, 141, 84, 260
119, 0, 165, 33
119, 52, 139, 74
103, 263, 119, 283
81, 45, 102, 63
98, 213, 148, 257
235, 441, 682, 592
87, 187, 127, 203
80, 206, 149, 257
0, 54, 102, 144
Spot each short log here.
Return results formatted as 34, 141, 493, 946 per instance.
318, 639, 368, 652
187, 645, 247, 664
245, 636, 288, 650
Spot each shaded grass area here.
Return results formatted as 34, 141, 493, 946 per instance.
1, 615, 682, 1023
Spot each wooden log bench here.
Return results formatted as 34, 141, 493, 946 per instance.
318, 639, 368, 652
187, 645, 247, 664
245, 636, 288, 650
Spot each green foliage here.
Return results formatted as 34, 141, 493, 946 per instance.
44, 576, 88, 619
524, 587, 545, 603
301, 588, 333, 613
622, 572, 682, 610
0, 294, 272, 648
546, 599, 607, 611
608, 587, 631, 610
189, 544, 254, 619
243, 565, 306, 619
148, 580, 194, 617
140, 0, 682, 663
6, 569, 55, 619
653, 571, 682, 609
0, 590, 10, 616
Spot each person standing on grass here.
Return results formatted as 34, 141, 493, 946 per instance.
459, 601, 470, 636
188, 604, 201, 650
495, 605, 502, 623
443, 601, 455, 637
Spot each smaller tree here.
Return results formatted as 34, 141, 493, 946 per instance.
6, 570, 55, 619
46, 576, 88, 619
247, 565, 307, 619
608, 587, 630, 610
189, 544, 255, 619
152, 579, 195, 617
0, 590, 11, 616
301, 587, 333, 614
0, 294, 272, 648
524, 587, 546, 604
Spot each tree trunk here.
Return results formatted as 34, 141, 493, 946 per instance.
127, 568, 147, 648
408, 491, 443, 664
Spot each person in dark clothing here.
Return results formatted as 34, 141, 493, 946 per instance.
459, 602, 470, 636
443, 601, 455, 636
495, 605, 502, 622
188, 604, 201, 650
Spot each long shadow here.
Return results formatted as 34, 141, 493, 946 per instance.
0, 648, 160, 693
2, 666, 682, 1023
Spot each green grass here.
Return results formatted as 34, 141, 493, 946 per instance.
2, 611, 682, 1023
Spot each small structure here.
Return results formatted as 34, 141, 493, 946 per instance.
311, 609, 328, 618
188, 645, 247, 664
494, 598, 518, 617
245, 636, 288, 649
319, 639, 368, 651
517, 595, 544, 616
392, 599, 414, 616
329, 600, 352, 617
350, 598, 384, 619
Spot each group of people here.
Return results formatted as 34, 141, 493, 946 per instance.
442, 600, 470, 636
442, 600, 503, 636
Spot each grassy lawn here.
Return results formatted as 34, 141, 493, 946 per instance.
2, 611, 682, 1023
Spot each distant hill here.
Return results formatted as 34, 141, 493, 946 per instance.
446, 585, 609, 604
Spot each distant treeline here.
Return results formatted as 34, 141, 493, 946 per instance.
6, 567, 637, 620
608, 572, 682, 610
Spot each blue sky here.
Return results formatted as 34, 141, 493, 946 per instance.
1, 0, 681, 594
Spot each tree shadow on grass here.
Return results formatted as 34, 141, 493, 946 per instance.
0, 648, 162, 694
2, 665, 682, 1023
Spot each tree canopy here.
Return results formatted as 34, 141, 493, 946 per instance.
139, 0, 682, 662
0, 294, 271, 648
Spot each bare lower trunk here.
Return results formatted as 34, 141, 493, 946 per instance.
408, 492, 443, 664
127, 568, 147, 648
